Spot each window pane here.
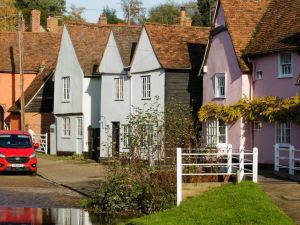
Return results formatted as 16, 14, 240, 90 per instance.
276, 122, 291, 144
142, 76, 151, 99
215, 74, 225, 97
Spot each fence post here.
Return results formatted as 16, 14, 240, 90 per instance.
177, 148, 182, 206
227, 144, 232, 174
289, 145, 295, 176
274, 144, 279, 172
45, 133, 48, 155
253, 147, 258, 183
238, 146, 244, 183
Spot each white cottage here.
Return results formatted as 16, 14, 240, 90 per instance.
99, 25, 142, 158
100, 22, 209, 158
53, 23, 110, 159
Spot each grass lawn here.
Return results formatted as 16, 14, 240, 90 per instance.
123, 182, 294, 225
36, 152, 86, 161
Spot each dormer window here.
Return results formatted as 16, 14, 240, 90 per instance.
279, 52, 292, 78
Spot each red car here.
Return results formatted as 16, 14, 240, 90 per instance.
0, 130, 37, 175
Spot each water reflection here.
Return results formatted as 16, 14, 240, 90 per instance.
0, 207, 113, 225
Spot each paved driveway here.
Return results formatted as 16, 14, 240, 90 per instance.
259, 172, 300, 225
0, 174, 83, 208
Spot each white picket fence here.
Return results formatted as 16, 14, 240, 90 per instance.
275, 144, 300, 176
32, 133, 48, 154
176, 144, 258, 206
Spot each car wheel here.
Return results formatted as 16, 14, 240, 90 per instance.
30, 171, 37, 176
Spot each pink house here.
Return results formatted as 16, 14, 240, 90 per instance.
201, 0, 300, 164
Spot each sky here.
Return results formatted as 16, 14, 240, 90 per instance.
66, 0, 191, 23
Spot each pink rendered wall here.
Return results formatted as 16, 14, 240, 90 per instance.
254, 123, 300, 164
251, 52, 300, 164
203, 5, 250, 151
252, 52, 300, 98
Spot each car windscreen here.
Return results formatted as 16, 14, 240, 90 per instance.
0, 134, 32, 148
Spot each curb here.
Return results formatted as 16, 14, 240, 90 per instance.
37, 172, 90, 198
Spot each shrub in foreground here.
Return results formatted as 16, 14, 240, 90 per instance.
86, 160, 176, 216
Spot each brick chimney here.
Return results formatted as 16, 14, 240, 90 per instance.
177, 7, 192, 26
98, 14, 107, 25
47, 16, 59, 33
30, 10, 41, 32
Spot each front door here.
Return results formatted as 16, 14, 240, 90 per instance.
112, 122, 120, 157
0, 106, 4, 130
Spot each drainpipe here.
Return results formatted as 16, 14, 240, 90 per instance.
248, 57, 256, 149
129, 71, 133, 114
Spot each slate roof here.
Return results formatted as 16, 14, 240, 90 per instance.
9, 66, 55, 113
66, 23, 111, 75
245, 0, 300, 56
0, 32, 61, 73
144, 23, 209, 70
220, 0, 270, 72
111, 25, 142, 67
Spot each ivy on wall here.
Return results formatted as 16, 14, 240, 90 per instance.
198, 95, 300, 124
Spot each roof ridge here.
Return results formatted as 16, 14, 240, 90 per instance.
144, 22, 210, 30
65, 21, 141, 28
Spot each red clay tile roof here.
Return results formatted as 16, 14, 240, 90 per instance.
245, 0, 300, 56
66, 23, 111, 75
0, 32, 62, 73
144, 23, 209, 70
8, 66, 54, 112
220, 0, 270, 72
111, 26, 142, 67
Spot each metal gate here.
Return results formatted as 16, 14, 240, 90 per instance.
32, 133, 48, 154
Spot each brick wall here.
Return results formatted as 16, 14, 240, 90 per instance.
24, 112, 54, 134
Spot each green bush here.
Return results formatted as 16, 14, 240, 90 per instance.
86, 161, 176, 216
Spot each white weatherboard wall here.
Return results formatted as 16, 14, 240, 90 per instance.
100, 75, 130, 158
130, 26, 165, 120
83, 78, 101, 152
130, 28, 161, 73
99, 30, 130, 158
99, 32, 124, 74
131, 70, 165, 111
54, 26, 83, 114
54, 26, 85, 153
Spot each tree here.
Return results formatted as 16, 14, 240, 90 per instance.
121, 0, 145, 25
14, 0, 66, 28
147, 1, 204, 26
197, 0, 217, 26
147, 1, 178, 25
63, 4, 85, 22
0, 0, 18, 32
102, 6, 123, 24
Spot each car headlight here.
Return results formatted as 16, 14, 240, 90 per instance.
29, 153, 36, 159
0, 153, 5, 158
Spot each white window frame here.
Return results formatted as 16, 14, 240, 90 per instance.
122, 125, 130, 149
278, 52, 293, 78
140, 124, 154, 148
206, 119, 227, 148
254, 121, 262, 132
214, 73, 226, 98
275, 122, 291, 147
115, 78, 124, 100
62, 77, 70, 102
142, 76, 151, 100
62, 117, 70, 137
255, 70, 263, 80
76, 117, 83, 138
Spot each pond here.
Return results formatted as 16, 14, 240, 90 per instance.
0, 207, 126, 225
